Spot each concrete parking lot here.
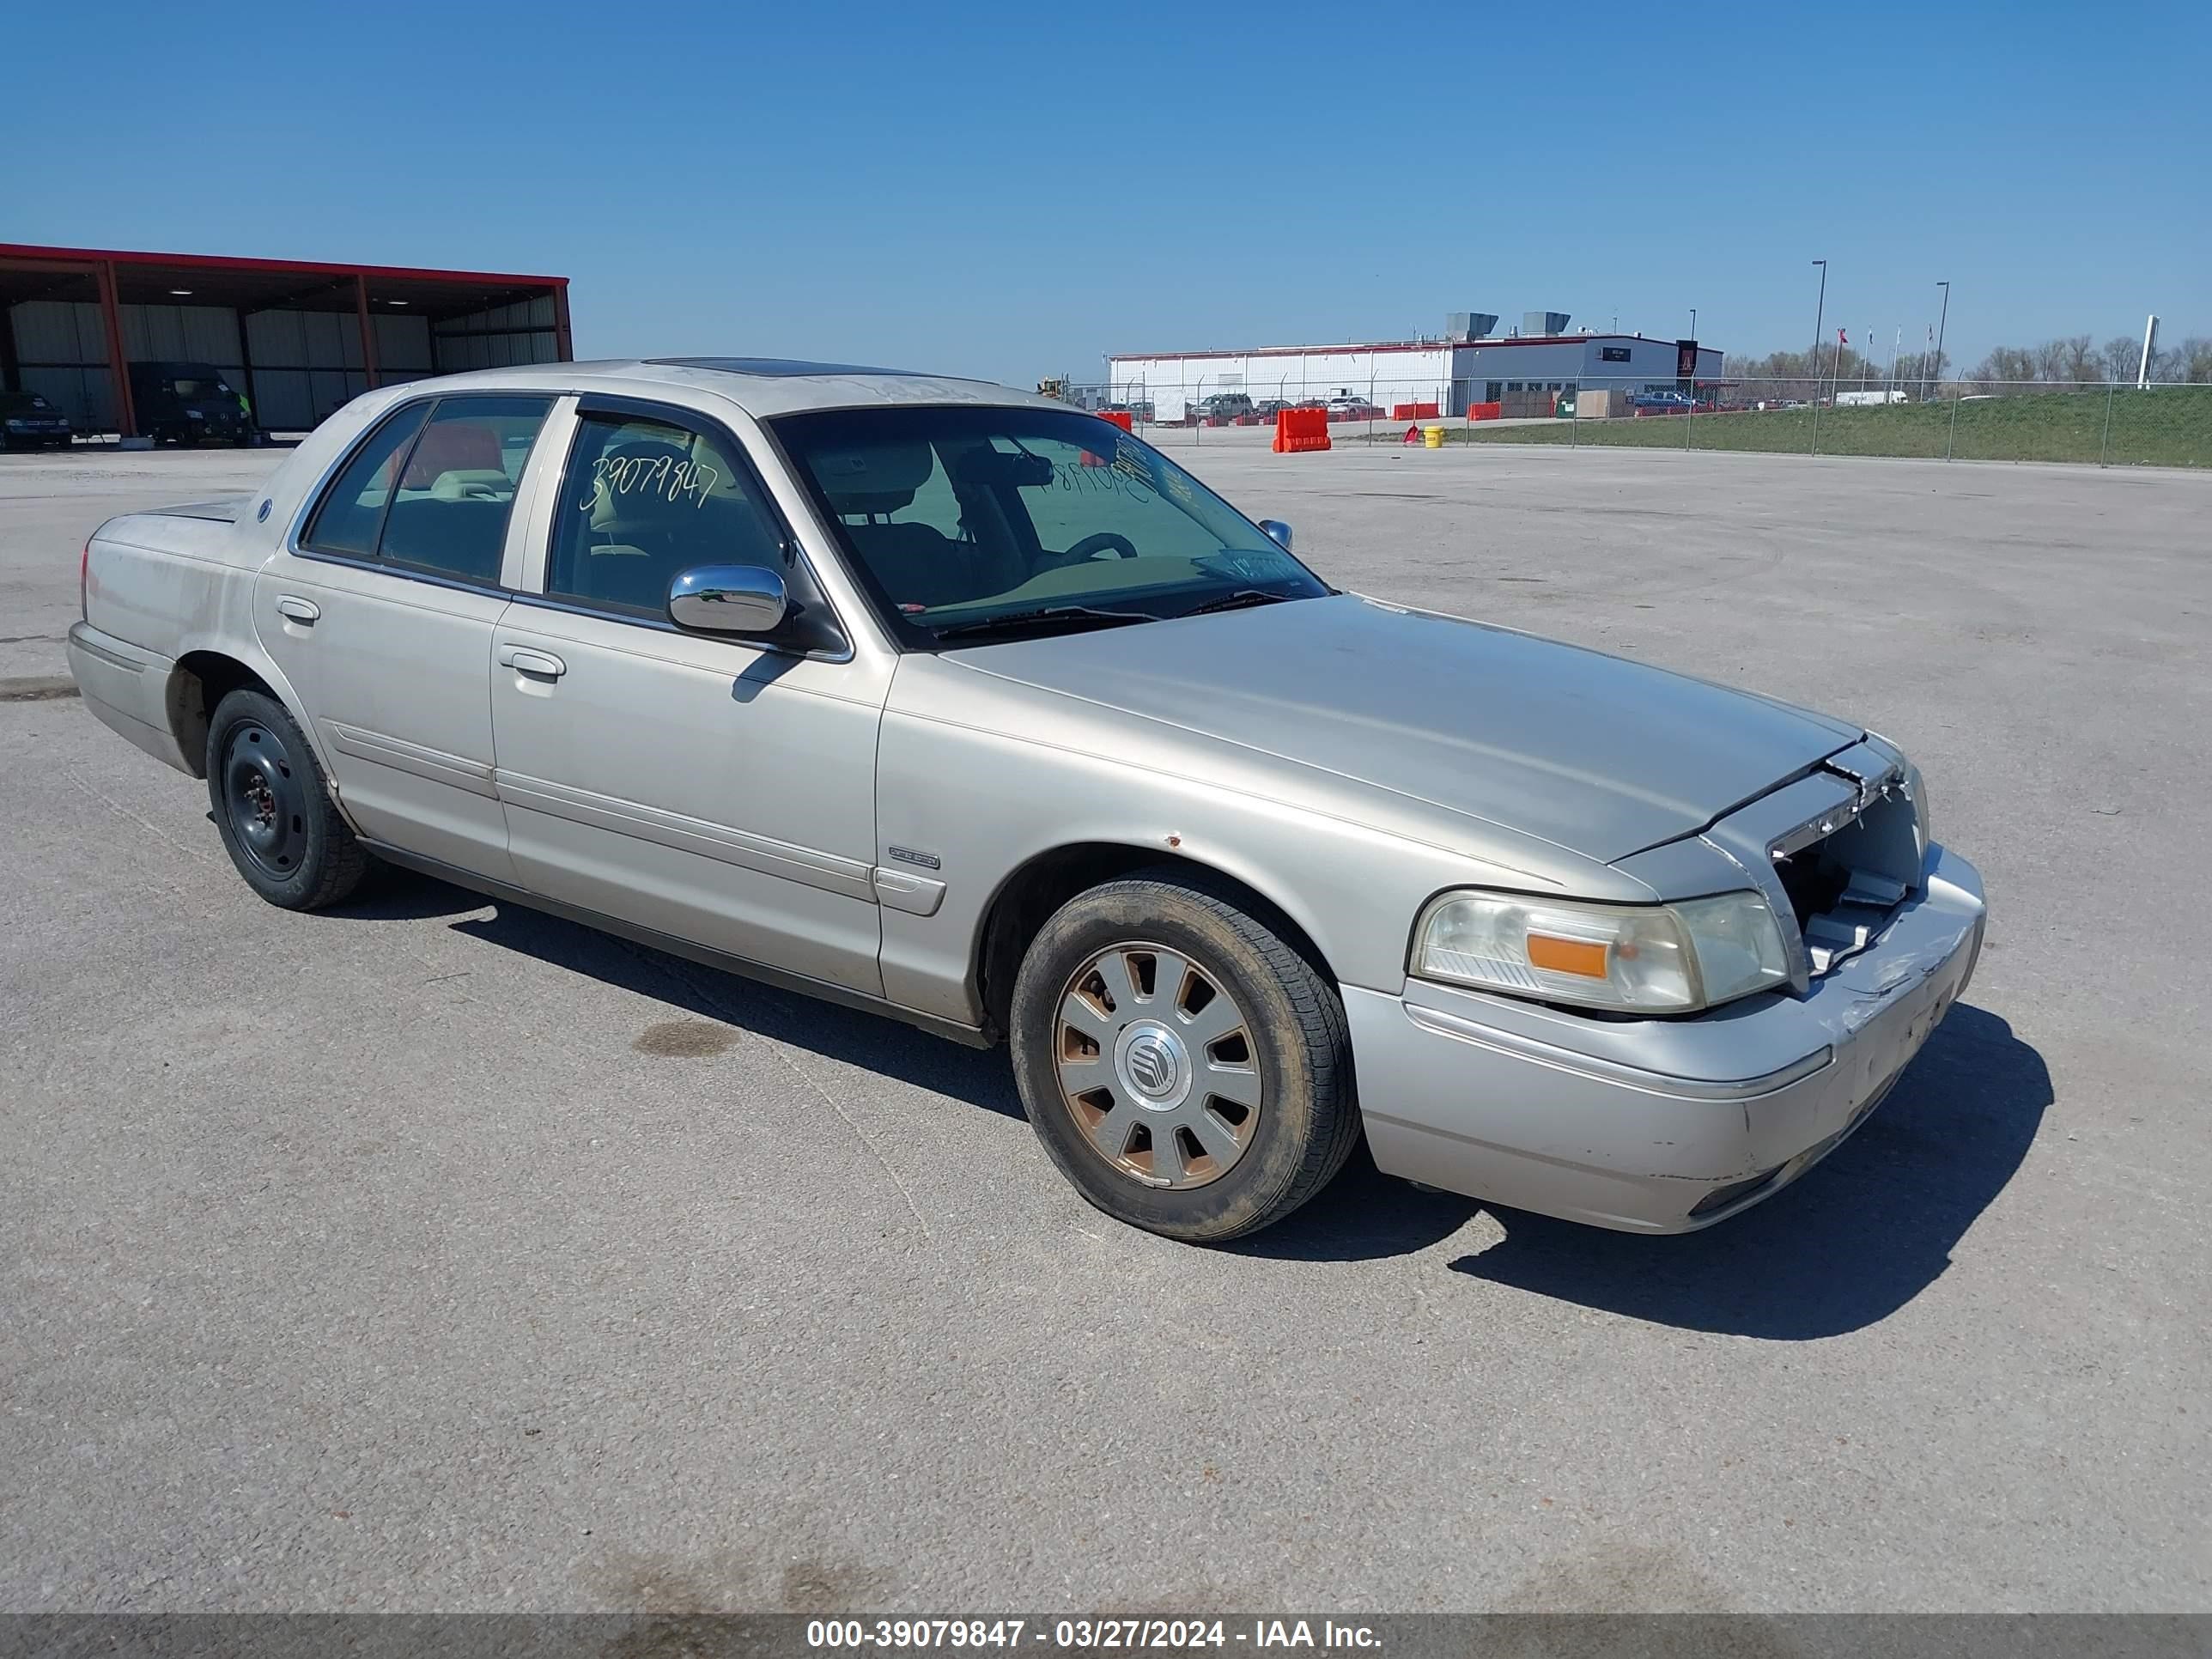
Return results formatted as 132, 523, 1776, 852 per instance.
2, 440, 2207, 1613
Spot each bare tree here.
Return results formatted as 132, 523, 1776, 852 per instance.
1975, 345, 2039, 388
2167, 337, 2212, 383
2100, 336, 2142, 384
1893, 349, 1948, 393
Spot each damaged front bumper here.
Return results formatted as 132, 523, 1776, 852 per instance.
1347, 844, 1985, 1233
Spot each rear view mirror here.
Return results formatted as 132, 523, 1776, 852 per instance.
669, 564, 787, 635
1258, 520, 1292, 550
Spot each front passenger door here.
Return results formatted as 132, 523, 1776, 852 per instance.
487, 399, 888, 995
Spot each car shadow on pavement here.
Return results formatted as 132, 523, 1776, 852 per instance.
1443, 1003, 2051, 1339
324, 865, 506, 922
1223, 1146, 1481, 1261
425, 884, 1030, 1121
328, 874, 2048, 1311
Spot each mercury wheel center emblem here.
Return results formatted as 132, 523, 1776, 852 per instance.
1127, 1035, 1177, 1094
1115, 1021, 1190, 1109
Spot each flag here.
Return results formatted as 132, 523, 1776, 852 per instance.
1838, 327, 1849, 345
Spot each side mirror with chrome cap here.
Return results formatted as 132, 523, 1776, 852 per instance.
1258, 520, 1292, 550
668, 565, 787, 635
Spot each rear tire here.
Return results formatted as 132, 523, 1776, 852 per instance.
1009, 869, 1358, 1243
205, 688, 368, 909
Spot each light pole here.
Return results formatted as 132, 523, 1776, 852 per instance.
1689, 307, 1697, 340
1810, 260, 1827, 404
1931, 280, 1950, 401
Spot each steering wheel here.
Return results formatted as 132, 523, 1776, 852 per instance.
1060, 532, 1139, 562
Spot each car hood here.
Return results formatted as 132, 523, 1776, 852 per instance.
950, 592, 1861, 864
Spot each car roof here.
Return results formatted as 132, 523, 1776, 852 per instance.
387, 357, 1066, 420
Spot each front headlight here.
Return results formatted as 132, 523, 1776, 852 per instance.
1413, 889, 1790, 1014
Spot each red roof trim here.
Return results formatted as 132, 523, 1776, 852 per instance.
0, 241, 566, 289
1109, 334, 1705, 363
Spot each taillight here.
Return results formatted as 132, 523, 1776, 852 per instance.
80, 538, 92, 620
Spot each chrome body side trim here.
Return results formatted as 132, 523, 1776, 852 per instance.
359, 840, 993, 1048
871, 866, 948, 917
494, 769, 876, 902
325, 721, 499, 799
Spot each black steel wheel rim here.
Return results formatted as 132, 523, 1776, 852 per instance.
222, 720, 307, 878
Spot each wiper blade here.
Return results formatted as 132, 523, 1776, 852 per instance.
929, 604, 1156, 642
1178, 588, 1297, 618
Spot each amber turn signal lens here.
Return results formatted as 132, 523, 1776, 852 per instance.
1526, 933, 1609, 978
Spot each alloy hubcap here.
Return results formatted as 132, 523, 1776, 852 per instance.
1054, 943, 1261, 1189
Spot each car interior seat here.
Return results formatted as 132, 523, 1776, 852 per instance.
400, 422, 510, 501
564, 434, 787, 614
811, 441, 999, 610
376, 421, 515, 581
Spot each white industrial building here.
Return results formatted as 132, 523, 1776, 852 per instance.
1108, 313, 1723, 421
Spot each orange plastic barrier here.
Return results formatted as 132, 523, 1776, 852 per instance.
1466, 402, 1502, 422
1098, 410, 1133, 432
1390, 402, 1443, 420
1272, 408, 1332, 453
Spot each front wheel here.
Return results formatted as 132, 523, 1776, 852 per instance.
1009, 870, 1358, 1243
205, 688, 369, 909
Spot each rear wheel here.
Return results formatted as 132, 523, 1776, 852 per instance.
205, 688, 368, 909
1009, 871, 1358, 1243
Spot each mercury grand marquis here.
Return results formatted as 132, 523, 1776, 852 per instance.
65, 359, 1985, 1242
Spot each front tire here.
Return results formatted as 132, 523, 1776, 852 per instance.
1010, 870, 1358, 1243
205, 688, 368, 909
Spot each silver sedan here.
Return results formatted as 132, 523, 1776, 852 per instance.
68, 359, 1983, 1243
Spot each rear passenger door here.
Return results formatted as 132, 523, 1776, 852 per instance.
486, 397, 889, 995
256, 393, 554, 879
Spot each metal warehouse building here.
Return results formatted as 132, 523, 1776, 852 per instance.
1109, 315, 1722, 421
0, 242, 571, 440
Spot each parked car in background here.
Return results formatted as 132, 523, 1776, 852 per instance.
66, 359, 1984, 1246
0, 389, 72, 448
1188, 392, 1254, 424
1324, 394, 1380, 419
128, 362, 253, 447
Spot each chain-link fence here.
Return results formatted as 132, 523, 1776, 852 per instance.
1055, 377, 2212, 469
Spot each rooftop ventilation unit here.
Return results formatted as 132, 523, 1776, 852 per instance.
1523, 311, 1572, 337
1445, 313, 1498, 342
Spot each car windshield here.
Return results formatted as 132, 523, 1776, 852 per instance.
168, 377, 232, 398
772, 404, 1329, 647
0, 392, 53, 412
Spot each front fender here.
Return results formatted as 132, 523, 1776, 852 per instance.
871, 690, 1613, 1028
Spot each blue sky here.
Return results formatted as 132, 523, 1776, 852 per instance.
7, 0, 2206, 382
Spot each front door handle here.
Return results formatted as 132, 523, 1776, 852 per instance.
497, 644, 567, 679
275, 595, 319, 624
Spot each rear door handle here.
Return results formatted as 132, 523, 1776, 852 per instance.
275, 595, 319, 623
497, 644, 567, 679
